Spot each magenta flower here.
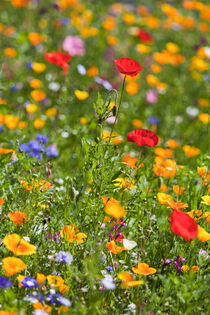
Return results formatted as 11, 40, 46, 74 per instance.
62, 36, 85, 56
146, 90, 158, 104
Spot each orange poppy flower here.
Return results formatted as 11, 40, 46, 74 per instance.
132, 263, 157, 275
8, 211, 27, 225
31, 90, 46, 102
28, 32, 42, 45
0, 197, 4, 206
167, 200, 188, 211
36, 273, 46, 284
3, 234, 36, 255
118, 271, 143, 288
60, 224, 87, 244
2, 257, 26, 276
106, 240, 125, 254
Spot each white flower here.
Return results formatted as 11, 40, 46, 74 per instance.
101, 275, 116, 290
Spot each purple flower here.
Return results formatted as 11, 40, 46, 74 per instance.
148, 116, 160, 125
28, 140, 42, 152
62, 36, 85, 56
21, 277, 39, 289
146, 90, 158, 104
47, 294, 71, 307
105, 266, 113, 273
19, 143, 30, 153
55, 251, 73, 264
0, 276, 12, 289
36, 134, 48, 144
46, 144, 59, 158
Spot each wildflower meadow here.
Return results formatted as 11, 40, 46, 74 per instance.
0, 0, 210, 314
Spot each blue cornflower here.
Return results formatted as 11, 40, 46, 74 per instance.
0, 276, 12, 289
148, 116, 160, 125
105, 266, 113, 273
29, 151, 42, 160
26, 62, 33, 70
28, 140, 42, 152
47, 293, 61, 305
36, 134, 48, 144
46, 145, 59, 158
19, 143, 31, 153
21, 277, 39, 289
55, 251, 73, 264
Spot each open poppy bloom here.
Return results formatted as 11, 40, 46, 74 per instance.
170, 210, 198, 242
2, 257, 26, 276
8, 211, 27, 225
3, 233, 36, 255
44, 50, 71, 75
113, 58, 143, 77
60, 224, 87, 244
118, 272, 143, 288
127, 129, 159, 147
106, 240, 125, 254
138, 29, 153, 43
132, 263, 157, 275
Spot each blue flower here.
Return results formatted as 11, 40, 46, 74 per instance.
19, 143, 30, 153
148, 116, 160, 125
0, 125, 3, 133
0, 276, 12, 289
26, 62, 33, 70
56, 251, 73, 264
46, 145, 59, 158
105, 266, 113, 273
36, 134, 48, 144
47, 294, 71, 307
21, 277, 39, 289
28, 140, 42, 152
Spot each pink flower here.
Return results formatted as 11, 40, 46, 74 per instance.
146, 90, 158, 104
62, 36, 85, 56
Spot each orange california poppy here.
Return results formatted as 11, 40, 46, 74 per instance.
8, 211, 27, 225
132, 262, 157, 275
106, 240, 125, 254
60, 224, 87, 244
118, 271, 143, 288
3, 234, 36, 255
2, 257, 26, 276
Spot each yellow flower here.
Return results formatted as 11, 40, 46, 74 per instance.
136, 44, 151, 54
182, 265, 190, 273
34, 118, 45, 129
201, 195, 210, 205
118, 271, 143, 288
197, 226, 210, 242
74, 90, 89, 100
60, 224, 87, 244
123, 13, 135, 24
3, 233, 36, 255
113, 177, 136, 190
105, 203, 126, 219
80, 117, 88, 125
198, 113, 209, 124
26, 104, 38, 114
2, 257, 26, 276
32, 62, 46, 73
126, 82, 139, 95
132, 119, 143, 128
146, 74, 159, 86
157, 192, 173, 205
166, 42, 179, 53
45, 108, 57, 117
132, 263, 157, 275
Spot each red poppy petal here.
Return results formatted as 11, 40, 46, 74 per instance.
170, 210, 198, 242
114, 58, 143, 77
127, 129, 158, 147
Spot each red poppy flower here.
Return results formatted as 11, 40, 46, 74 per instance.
138, 29, 153, 43
113, 58, 143, 77
127, 129, 158, 147
170, 210, 198, 242
44, 50, 71, 75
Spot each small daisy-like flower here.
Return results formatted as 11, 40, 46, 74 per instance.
21, 277, 39, 289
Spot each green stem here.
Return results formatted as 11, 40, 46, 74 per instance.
109, 75, 126, 143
